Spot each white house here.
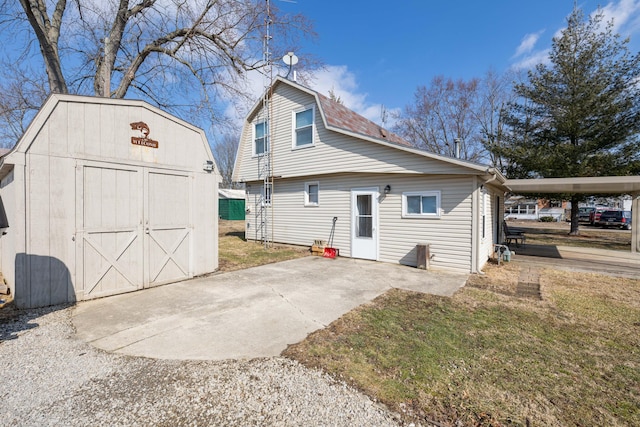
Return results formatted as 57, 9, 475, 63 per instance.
0, 94, 219, 308
233, 77, 508, 273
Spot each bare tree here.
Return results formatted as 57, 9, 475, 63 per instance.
393, 72, 520, 166
474, 69, 518, 171
212, 133, 240, 188
393, 76, 485, 162
0, 0, 316, 145
0, 78, 49, 148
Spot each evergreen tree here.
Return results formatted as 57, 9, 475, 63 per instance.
496, 7, 640, 234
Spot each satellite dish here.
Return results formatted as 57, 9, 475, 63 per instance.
283, 52, 298, 66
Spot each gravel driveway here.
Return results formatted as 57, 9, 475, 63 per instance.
0, 306, 403, 426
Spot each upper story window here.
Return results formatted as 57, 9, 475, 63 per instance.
254, 121, 268, 156
294, 107, 314, 148
402, 191, 441, 218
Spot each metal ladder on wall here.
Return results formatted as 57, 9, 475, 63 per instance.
255, 0, 273, 248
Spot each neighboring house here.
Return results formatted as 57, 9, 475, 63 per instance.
233, 77, 508, 273
0, 94, 219, 308
505, 197, 568, 221
219, 188, 246, 220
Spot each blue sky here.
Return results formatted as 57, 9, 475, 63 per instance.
263, 0, 640, 126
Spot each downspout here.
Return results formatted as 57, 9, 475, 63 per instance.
482, 167, 500, 187
632, 192, 639, 254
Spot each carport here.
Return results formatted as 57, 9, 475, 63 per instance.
505, 176, 640, 253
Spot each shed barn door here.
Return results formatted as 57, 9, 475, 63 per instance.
145, 170, 192, 286
76, 165, 192, 301
77, 165, 144, 300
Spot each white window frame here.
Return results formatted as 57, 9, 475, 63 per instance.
402, 191, 441, 218
292, 106, 315, 149
481, 189, 487, 240
305, 181, 319, 207
253, 120, 268, 157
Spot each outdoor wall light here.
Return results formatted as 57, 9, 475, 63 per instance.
384, 185, 391, 194
203, 160, 214, 172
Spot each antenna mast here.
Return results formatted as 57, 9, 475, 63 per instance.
256, 0, 273, 248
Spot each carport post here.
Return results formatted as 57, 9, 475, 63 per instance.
633, 193, 639, 253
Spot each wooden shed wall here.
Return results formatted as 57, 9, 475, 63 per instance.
0, 96, 218, 308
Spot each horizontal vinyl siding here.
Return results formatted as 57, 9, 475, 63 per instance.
246, 174, 475, 273
378, 175, 474, 273
245, 176, 354, 256
234, 84, 484, 183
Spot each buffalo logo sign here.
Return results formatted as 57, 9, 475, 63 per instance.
130, 121, 159, 148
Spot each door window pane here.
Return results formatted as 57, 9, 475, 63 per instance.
357, 194, 372, 215
356, 194, 373, 238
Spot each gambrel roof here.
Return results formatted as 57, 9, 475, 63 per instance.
237, 77, 507, 185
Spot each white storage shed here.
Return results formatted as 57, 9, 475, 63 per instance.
0, 94, 219, 308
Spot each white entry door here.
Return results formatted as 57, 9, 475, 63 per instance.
351, 187, 379, 260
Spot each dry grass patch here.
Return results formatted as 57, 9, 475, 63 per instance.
218, 220, 309, 272
524, 228, 631, 251
284, 264, 640, 426
466, 260, 521, 295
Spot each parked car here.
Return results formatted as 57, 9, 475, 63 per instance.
598, 210, 632, 230
578, 207, 595, 223
590, 208, 610, 225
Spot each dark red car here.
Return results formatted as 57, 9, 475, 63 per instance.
589, 208, 610, 225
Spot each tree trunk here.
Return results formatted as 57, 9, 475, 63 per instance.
19, 0, 68, 94
569, 194, 581, 235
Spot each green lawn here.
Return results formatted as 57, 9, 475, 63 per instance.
284, 264, 640, 426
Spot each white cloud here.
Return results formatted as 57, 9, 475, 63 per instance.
218, 63, 401, 138
598, 0, 640, 33
309, 65, 399, 127
222, 68, 266, 120
509, 0, 640, 71
513, 31, 545, 58
511, 48, 551, 70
